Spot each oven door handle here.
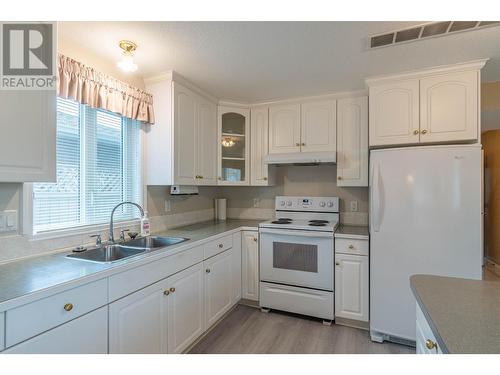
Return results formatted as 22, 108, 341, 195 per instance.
259, 228, 334, 238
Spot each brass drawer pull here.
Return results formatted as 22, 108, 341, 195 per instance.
338, 176, 342, 180
206, 269, 211, 273
164, 290, 170, 296
169, 287, 176, 293
218, 243, 223, 248
335, 262, 340, 266
425, 339, 436, 350
63, 303, 73, 312
253, 237, 258, 242
295, 143, 300, 146
413, 130, 419, 135
348, 244, 355, 249
421, 129, 428, 135
301, 143, 305, 146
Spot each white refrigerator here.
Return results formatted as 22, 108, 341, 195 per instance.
369, 144, 483, 344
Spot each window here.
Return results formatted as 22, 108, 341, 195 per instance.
32, 98, 142, 234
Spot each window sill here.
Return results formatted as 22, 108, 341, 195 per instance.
28, 218, 141, 242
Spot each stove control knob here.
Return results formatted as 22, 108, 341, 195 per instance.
319, 202, 326, 207
286, 201, 292, 207
327, 201, 334, 207
280, 201, 286, 207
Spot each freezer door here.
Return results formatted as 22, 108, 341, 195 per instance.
369, 145, 482, 342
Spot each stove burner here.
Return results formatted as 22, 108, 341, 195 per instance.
271, 220, 291, 224
309, 222, 327, 227
277, 218, 292, 221
309, 220, 329, 224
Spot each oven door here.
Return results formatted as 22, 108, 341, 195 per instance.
259, 227, 334, 291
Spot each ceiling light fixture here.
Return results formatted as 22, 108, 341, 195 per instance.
221, 137, 236, 147
117, 40, 138, 72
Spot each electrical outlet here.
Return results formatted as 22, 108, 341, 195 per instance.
350, 201, 358, 212
0, 210, 17, 232
253, 198, 260, 208
164, 200, 171, 213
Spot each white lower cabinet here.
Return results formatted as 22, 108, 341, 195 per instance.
231, 232, 242, 304
109, 278, 169, 354
166, 263, 205, 354
204, 249, 234, 328
5, 307, 108, 354
335, 253, 369, 322
0, 312, 4, 351
242, 231, 259, 301
416, 303, 443, 354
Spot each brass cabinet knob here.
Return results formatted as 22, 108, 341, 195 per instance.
263, 177, 268, 181
218, 177, 223, 181
348, 244, 354, 249
295, 143, 300, 147
301, 143, 306, 146
164, 290, 170, 296
335, 262, 340, 266
421, 129, 428, 135
64, 303, 73, 312
169, 287, 176, 293
218, 243, 223, 248
425, 339, 437, 350
338, 176, 342, 180
200, 176, 204, 179
253, 237, 258, 242
413, 130, 419, 135
206, 268, 211, 273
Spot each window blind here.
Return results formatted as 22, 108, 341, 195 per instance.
33, 97, 142, 234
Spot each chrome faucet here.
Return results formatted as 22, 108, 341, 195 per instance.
109, 202, 144, 243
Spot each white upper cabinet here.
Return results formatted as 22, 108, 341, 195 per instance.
367, 60, 486, 148
250, 106, 274, 186
337, 96, 368, 187
174, 83, 198, 185
196, 95, 217, 185
300, 99, 337, 153
369, 79, 420, 147
269, 103, 301, 154
0, 91, 56, 182
145, 76, 218, 186
420, 70, 478, 143
218, 106, 250, 185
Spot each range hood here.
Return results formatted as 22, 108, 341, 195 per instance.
264, 152, 336, 165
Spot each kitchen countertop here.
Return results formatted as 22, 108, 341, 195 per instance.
0, 219, 261, 311
410, 274, 500, 354
334, 225, 369, 239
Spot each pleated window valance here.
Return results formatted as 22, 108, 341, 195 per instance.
57, 54, 155, 124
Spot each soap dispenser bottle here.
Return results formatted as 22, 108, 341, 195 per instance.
141, 211, 150, 237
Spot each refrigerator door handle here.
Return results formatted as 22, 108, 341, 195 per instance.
371, 162, 382, 232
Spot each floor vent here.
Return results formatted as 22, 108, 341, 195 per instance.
369, 21, 500, 49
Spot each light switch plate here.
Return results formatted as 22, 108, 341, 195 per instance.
350, 201, 358, 212
253, 198, 260, 208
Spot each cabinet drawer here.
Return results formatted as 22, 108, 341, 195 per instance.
4, 307, 108, 354
204, 235, 233, 259
5, 278, 107, 348
108, 245, 204, 302
335, 238, 368, 256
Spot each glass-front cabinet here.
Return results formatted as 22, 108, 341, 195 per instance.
217, 106, 250, 185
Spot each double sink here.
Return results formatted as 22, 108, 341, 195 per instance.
67, 236, 189, 264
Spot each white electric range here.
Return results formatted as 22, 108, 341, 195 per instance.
258, 196, 339, 324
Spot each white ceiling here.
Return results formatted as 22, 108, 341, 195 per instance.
59, 21, 500, 102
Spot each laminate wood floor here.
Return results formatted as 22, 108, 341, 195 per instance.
189, 305, 415, 354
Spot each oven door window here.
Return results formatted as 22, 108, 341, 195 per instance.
273, 242, 318, 273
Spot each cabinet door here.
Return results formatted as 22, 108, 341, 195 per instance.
196, 96, 217, 185
173, 82, 197, 185
4, 307, 107, 354
0, 91, 56, 182
369, 80, 420, 147
337, 96, 368, 187
167, 263, 204, 354
300, 99, 337, 153
250, 106, 272, 185
204, 249, 233, 328
218, 106, 250, 185
335, 254, 368, 322
242, 231, 259, 301
231, 232, 242, 304
420, 70, 478, 143
269, 103, 301, 154
109, 278, 169, 354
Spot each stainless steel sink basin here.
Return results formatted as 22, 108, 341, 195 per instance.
67, 244, 147, 263
122, 236, 189, 250
66, 236, 189, 264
